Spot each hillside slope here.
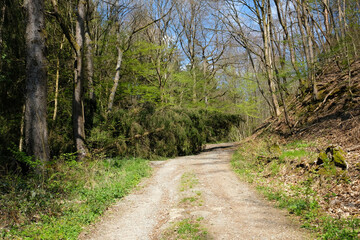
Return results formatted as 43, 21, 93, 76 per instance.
267, 60, 360, 143
236, 60, 360, 236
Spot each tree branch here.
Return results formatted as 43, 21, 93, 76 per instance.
47, 0, 79, 53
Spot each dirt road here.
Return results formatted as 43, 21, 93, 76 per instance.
80, 143, 311, 240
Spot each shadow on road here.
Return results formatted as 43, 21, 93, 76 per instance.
202, 143, 239, 152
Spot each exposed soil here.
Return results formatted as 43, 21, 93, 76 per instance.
79, 143, 311, 240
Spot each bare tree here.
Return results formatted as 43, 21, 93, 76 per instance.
175, 0, 203, 103
220, 0, 274, 114
144, 0, 179, 103
260, 0, 281, 116
274, 0, 303, 90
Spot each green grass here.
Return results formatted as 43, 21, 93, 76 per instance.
256, 185, 319, 219
320, 217, 360, 240
180, 172, 199, 192
279, 149, 311, 161
285, 140, 316, 149
179, 173, 203, 207
231, 138, 360, 239
161, 218, 209, 240
176, 218, 208, 239
1, 157, 151, 239
181, 196, 199, 203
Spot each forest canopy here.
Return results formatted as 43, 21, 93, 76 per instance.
0, 0, 359, 170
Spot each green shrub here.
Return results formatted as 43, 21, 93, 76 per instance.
88, 105, 243, 158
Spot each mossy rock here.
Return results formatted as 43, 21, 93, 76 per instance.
325, 146, 348, 170
317, 151, 328, 165
318, 166, 337, 176
332, 149, 347, 170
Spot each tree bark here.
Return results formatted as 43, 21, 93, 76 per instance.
24, 0, 50, 167
85, 29, 96, 126
85, 0, 96, 126
107, 46, 123, 113
53, 36, 64, 121
19, 104, 25, 152
0, 4, 5, 69
74, 0, 87, 159
191, 64, 197, 103
50, 0, 87, 159
262, 0, 280, 116
85, 33, 94, 101
321, 0, 333, 50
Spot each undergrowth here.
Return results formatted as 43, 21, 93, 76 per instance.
231, 137, 360, 239
87, 105, 243, 158
0, 154, 151, 239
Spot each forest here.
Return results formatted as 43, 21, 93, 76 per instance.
1, 0, 359, 166
1, 0, 360, 238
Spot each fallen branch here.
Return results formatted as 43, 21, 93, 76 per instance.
130, 127, 165, 140
314, 88, 336, 112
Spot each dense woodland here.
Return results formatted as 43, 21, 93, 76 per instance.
1, 0, 360, 237
0, 0, 359, 172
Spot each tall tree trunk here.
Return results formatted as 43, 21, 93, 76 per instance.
295, 0, 315, 97
24, 0, 50, 168
321, 0, 333, 51
0, 4, 5, 69
337, 0, 353, 93
337, 0, 346, 40
202, 57, 208, 108
85, 30, 96, 126
246, 49, 273, 112
49, 0, 87, 158
74, 0, 87, 159
53, 36, 64, 121
303, 4, 318, 100
85, 0, 96, 127
107, 46, 123, 113
155, 51, 164, 103
19, 104, 25, 152
191, 64, 197, 103
269, 6, 291, 128
263, 0, 280, 116
274, 0, 302, 88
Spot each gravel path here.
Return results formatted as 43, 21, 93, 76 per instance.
79, 143, 311, 240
